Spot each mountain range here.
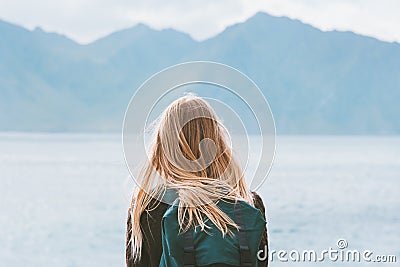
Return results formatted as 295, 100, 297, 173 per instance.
0, 12, 399, 134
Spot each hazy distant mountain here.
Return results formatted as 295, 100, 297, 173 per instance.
1, 12, 399, 134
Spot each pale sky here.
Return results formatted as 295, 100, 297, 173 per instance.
0, 0, 399, 44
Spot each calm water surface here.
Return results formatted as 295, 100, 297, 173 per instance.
0, 133, 399, 266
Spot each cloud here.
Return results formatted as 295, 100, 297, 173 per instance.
0, 0, 399, 44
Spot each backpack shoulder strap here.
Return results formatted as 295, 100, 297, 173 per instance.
234, 201, 253, 267
183, 227, 195, 267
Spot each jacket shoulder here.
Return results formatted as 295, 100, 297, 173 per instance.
251, 191, 266, 211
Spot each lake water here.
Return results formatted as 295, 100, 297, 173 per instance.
0, 133, 399, 266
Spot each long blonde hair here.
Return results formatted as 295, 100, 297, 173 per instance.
129, 94, 253, 262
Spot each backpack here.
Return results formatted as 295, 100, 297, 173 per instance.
159, 199, 266, 267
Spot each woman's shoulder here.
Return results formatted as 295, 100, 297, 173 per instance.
128, 192, 265, 220
251, 191, 266, 214
251, 191, 263, 202
127, 197, 170, 223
